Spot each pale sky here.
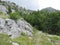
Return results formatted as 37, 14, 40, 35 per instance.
4, 0, 60, 10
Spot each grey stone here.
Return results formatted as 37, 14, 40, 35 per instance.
0, 18, 33, 38
17, 18, 33, 37
0, 5, 8, 14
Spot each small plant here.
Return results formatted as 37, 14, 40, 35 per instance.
21, 32, 26, 36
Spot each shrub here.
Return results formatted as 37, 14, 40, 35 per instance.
21, 32, 26, 36
9, 12, 21, 20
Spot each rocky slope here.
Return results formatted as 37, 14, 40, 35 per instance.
0, 1, 60, 45
0, 18, 33, 38
0, 1, 33, 14
0, 5, 8, 14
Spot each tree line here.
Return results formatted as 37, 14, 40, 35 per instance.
21, 11, 60, 35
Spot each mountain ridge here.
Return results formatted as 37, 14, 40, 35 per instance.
41, 7, 60, 12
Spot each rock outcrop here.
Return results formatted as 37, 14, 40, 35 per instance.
0, 5, 8, 14
0, 18, 33, 38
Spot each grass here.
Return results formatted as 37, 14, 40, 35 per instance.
0, 13, 9, 19
13, 35, 34, 45
1, 31, 60, 45
0, 33, 12, 45
0, 25, 60, 45
12, 28, 60, 45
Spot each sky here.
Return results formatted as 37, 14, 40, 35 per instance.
4, 0, 60, 10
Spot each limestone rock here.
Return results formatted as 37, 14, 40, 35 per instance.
17, 18, 33, 36
0, 18, 33, 38
0, 5, 8, 14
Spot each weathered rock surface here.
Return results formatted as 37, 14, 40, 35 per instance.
0, 18, 33, 38
0, 5, 8, 14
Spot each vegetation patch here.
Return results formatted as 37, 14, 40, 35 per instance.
0, 33, 12, 45
9, 12, 21, 20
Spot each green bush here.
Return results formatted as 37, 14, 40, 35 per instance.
9, 12, 21, 20
21, 32, 26, 36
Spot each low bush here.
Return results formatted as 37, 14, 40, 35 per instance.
9, 12, 21, 20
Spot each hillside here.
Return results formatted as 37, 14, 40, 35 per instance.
0, 29, 60, 45
0, 0, 60, 45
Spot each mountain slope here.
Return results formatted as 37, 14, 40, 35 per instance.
0, 1, 60, 45
0, 18, 33, 38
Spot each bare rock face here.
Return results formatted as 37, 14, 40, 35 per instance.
0, 18, 33, 38
17, 18, 33, 36
0, 5, 8, 14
